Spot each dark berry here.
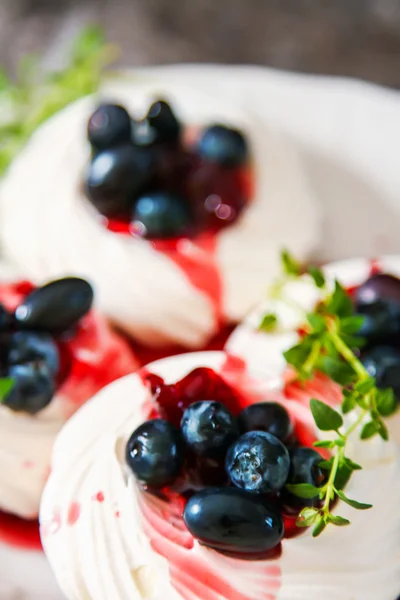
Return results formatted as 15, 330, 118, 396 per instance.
238, 402, 292, 441
85, 145, 154, 218
183, 487, 284, 555
355, 299, 400, 342
362, 345, 400, 401
226, 431, 290, 494
4, 362, 55, 414
15, 278, 93, 334
282, 447, 326, 510
132, 191, 193, 238
198, 125, 248, 167
0, 303, 12, 331
180, 400, 238, 456
87, 104, 132, 151
126, 419, 184, 487
6, 331, 60, 376
356, 273, 400, 306
132, 100, 181, 146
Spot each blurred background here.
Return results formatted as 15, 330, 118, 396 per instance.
1, 0, 400, 87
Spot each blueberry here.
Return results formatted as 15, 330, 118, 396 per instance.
132, 100, 181, 146
126, 419, 184, 487
238, 402, 292, 441
362, 346, 400, 401
15, 278, 93, 334
0, 303, 12, 331
4, 362, 55, 414
282, 447, 326, 509
132, 191, 193, 238
356, 273, 400, 306
180, 400, 238, 456
87, 104, 132, 151
6, 331, 59, 376
85, 145, 154, 218
183, 487, 284, 555
198, 125, 248, 167
355, 299, 400, 342
226, 431, 290, 494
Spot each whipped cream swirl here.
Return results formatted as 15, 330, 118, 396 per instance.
0, 74, 320, 347
40, 351, 400, 600
0, 264, 138, 518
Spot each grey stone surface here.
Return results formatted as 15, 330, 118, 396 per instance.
0, 0, 400, 87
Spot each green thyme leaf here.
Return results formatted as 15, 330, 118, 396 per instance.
312, 515, 327, 537
296, 507, 319, 527
308, 266, 326, 289
326, 514, 350, 526
360, 420, 380, 440
341, 392, 357, 414
334, 459, 353, 491
336, 490, 372, 510
377, 418, 389, 441
317, 355, 356, 386
259, 313, 278, 332
285, 483, 321, 499
310, 398, 343, 432
375, 388, 397, 417
339, 315, 365, 335
343, 457, 362, 471
281, 249, 301, 276
0, 377, 14, 401
354, 377, 376, 395
283, 340, 314, 372
318, 459, 334, 470
326, 281, 354, 318
313, 439, 335, 449
307, 313, 326, 333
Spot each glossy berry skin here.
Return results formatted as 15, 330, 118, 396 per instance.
198, 125, 248, 167
6, 331, 60, 376
355, 299, 400, 342
183, 487, 284, 555
15, 278, 93, 334
132, 192, 193, 238
180, 400, 238, 456
126, 419, 184, 487
238, 402, 292, 442
87, 104, 132, 151
226, 431, 290, 494
356, 273, 400, 306
4, 362, 55, 414
85, 145, 154, 218
362, 345, 400, 401
283, 447, 325, 509
146, 100, 181, 144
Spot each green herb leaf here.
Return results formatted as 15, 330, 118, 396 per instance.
308, 267, 326, 288
283, 340, 314, 373
336, 490, 372, 510
259, 313, 278, 332
326, 514, 350, 526
285, 483, 321, 499
313, 439, 335, 449
0, 377, 14, 401
341, 391, 357, 414
310, 398, 343, 432
339, 315, 365, 335
307, 313, 326, 333
318, 459, 334, 470
354, 377, 376, 395
360, 420, 380, 440
312, 515, 327, 537
334, 459, 353, 491
375, 388, 397, 417
281, 249, 301, 276
326, 281, 354, 318
343, 457, 362, 471
296, 507, 319, 527
377, 418, 389, 441
317, 356, 356, 386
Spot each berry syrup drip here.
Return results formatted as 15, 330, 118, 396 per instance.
0, 512, 41, 551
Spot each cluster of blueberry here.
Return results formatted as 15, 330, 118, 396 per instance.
126, 369, 325, 556
0, 278, 93, 414
84, 100, 249, 238
356, 273, 400, 399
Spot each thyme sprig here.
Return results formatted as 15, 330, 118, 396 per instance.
261, 250, 398, 536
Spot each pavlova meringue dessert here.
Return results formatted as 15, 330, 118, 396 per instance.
40, 349, 400, 600
0, 73, 319, 348
227, 254, 400, 444
0, 267, 137, 519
